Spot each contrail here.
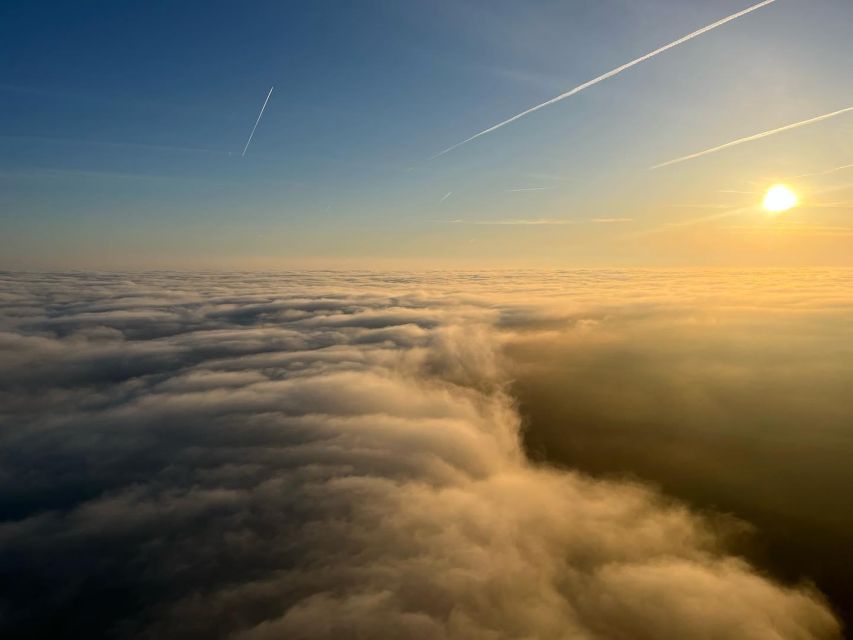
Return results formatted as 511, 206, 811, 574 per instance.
242, 86, 274, 157
640, 182, 853, 237
431, 0, 777, 159
651, 106, 853, 170
790, 162, 853, 180
440, 191, 453, 203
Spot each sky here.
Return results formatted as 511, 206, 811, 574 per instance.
1, 0, 851, 269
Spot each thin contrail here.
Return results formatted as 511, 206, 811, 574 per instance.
242, 86, 274, 157
431, 0, 777, 159
640, 182, 853, 237
790, 162, 853, 180
440, 191, 453, 203
651, 106, 853, 170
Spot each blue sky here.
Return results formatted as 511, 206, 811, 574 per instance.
2, 0, 851, 268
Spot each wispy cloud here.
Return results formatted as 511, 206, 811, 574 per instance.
0, 134, 230, 156
727, 223, 853, 236
242, 86, 274, 157
664, 204, 731, 209
804, 202, 853, 209
523, 172, 573, 183
650, 107, 853, 170
452, 218, 574, 225
431, 0, 778, 159
671, 205, 758, 227
0, 167, 225, 184
634, 205, 758, 238
590, 217, 633, 223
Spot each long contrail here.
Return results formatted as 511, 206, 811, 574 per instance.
431, 0, 778, 159
241, 86, 274, 157
650, 106, 853, 170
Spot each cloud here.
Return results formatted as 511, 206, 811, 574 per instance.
0, 272, 842, 639
0, 134, 231, 157
727, 223, 853, 236
451, 218, 574, 225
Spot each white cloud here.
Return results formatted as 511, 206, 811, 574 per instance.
0, 272, 842, 639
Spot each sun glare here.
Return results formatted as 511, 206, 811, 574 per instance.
762, 184, 798, 213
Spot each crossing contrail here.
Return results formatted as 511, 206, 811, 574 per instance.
242, 86, 274, 157
431, 0, 778, 159
650, 106, 853, 170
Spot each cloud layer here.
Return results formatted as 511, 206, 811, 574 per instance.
0, 271, 842, 639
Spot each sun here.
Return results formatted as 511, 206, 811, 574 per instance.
762, 184, 798, 213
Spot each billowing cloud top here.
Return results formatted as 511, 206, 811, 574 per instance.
0, 271, 843, 639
